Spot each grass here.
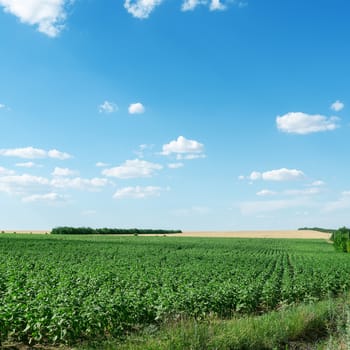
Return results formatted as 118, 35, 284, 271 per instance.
76, 295, 350, 350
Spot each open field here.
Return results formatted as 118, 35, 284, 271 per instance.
1, 229, 331, 239
159, 230, 332, 239
0, 234, 348, 348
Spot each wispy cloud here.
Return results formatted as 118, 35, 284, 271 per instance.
98, 101, 118, 114
102, 159, 162, 179
22, 192, 68, 203
182, 0, 227, 11
168, 162, 184, 169
51, 167, 78, 177
51, 177, 108, 191
15, 162, 41, 168
0, 147, 72, 160
113, 185, 164, 199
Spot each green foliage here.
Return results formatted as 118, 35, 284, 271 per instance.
331, 227, 350, 252
50, 226, 182, 235
1, 235, 350, 346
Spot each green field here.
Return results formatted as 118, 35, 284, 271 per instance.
1, 234, 350, 347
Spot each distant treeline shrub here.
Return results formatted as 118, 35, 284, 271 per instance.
298, 227, 337, 234
51, 226, 182, 235
330, 227, 350, 253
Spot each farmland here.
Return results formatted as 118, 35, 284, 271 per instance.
0, 234, 350, 347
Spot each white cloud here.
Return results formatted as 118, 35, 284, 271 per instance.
182, 0, 226, 11
168, 162, 184, 169
102, 159, 162, 179
99, 101, 118, 114
51, 167, 78, 177
176, 153, 206, 160
276, 112, 339, 134
0, 103, 6, 109
51, 177, 108, 190
162, 136, 205, 159
209, 0, 226, 11
15, 161, 39, 168
0, 146, 72, 159
262, 168, 304, 181
249, 168, 304, 181
256, 189, 276, 196
182, 0, 204, 10
0, 174, 50, 195
124, 0, 162, 18
0, 166, 15, 175
128, 102, 145, 114
47, 149, 71, 160
330, 100, 344, 112
249, 171, 262, 181
96, 162, 109, 168
238, 175, 245, 180
124, 0, 163, 19
113, 186, 163, 199
0, 0, 71, 37
22, 192, 67, 203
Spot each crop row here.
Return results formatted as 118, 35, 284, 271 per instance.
0, 235, 350, 345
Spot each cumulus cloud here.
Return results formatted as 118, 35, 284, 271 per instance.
209, 0, 226, 11
0, 0, 72, 37
113, 186, 163, 199
330, 100, 344, 112
249, 168, 305, 181
0, 146, 71, 160
161, 136, 205, 159
276, 112, 339, 134
99, 101, 118, 114
102, 159, 162, 179
128, 102, 145, 114
22, 192, 67, 203
124, 0, 162, 18
51, 167, 78, 177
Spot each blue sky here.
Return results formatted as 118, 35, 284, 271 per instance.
0, 0, 349, 231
